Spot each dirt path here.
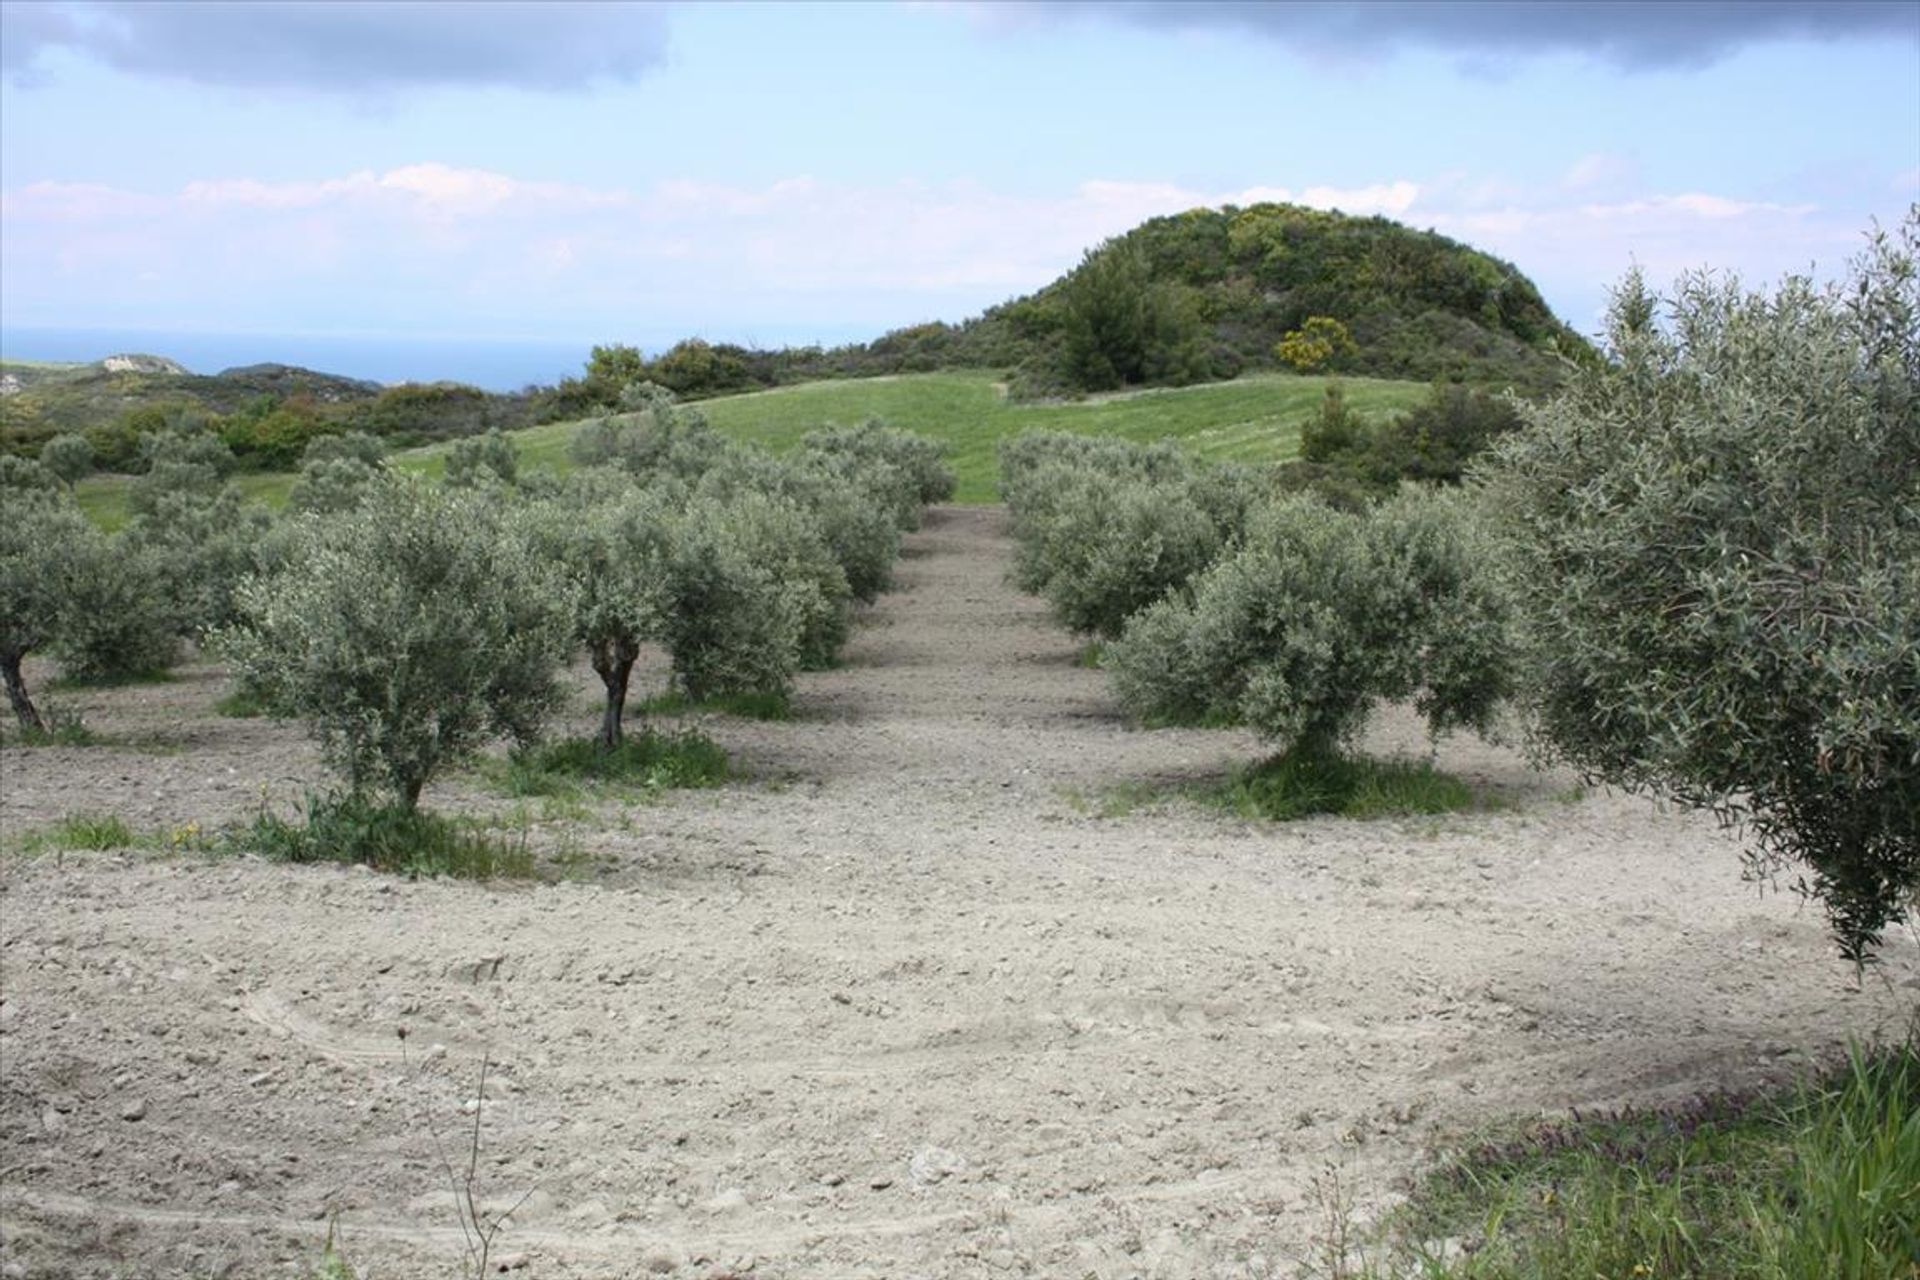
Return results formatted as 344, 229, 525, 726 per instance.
2, 505, 1916, 1279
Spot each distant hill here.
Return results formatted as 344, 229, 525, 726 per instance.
0, 354, 537, 464
553, 203, 1591, 407
959, 203, 1592, 396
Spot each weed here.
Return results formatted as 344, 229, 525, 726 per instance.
306, 1217, 358, 1280
14, 812, 136, 853
1352, 1034, 1920, 1278
231, 792, 535, 881
213, 685, 279, 719
0, 704, 99, 747
1211, 749, 1479, 821
401, 1035, 530, 1278
493, 731, 729, 799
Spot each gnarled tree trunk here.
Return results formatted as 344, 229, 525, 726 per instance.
3, 651, 44, 734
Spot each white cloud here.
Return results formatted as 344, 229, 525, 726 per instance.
0, 161, 1898, 344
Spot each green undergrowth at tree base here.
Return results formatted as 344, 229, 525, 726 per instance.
492, 731, 729, 798
234, 793, 535, 880
636, 689, 793, 721
1212, 748, 1481, 820
0, 706, 100, 747
213, 685, 283, 718
1352, 1037, 1920, 1279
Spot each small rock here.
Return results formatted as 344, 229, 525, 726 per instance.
493, 1254, 530, 1272
120, 1098, 148, 1122
641, 1243, 684, 1274
867, 1174, 894, 1191
40, 1108, 65, 1136
819, 1172, 845, 1187
703, 1188, 748, 1214
909, 1146, 965, 1187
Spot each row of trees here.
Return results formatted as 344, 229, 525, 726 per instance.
1002, 213, 1918, 962
3, 388, 953, 817
1001, 431, 1508, 753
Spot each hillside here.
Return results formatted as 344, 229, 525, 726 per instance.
0, 355, 387, 454
542, 204, 1591, 407
967, 203, 1591, 396
72, 370, 1430, 524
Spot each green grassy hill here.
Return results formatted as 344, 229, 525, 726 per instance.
75, 369, 1427, 524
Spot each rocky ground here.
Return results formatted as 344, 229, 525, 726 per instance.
2, 504, 1914, 1279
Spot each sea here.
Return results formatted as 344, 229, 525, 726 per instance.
0, 328, 609, 393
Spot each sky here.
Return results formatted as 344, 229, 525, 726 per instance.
1, 0, 1916, 383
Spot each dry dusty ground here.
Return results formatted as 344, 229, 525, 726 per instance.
2, 504, 1916, 1279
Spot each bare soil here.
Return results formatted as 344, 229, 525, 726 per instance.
2, 505, 1915, 1279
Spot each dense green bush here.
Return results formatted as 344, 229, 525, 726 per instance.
123, 483, 272, 639
1107, 489, 1513, 754
569, 384, 729, 482
0, 489, 107, 729
657, 494, 811, 701
1483, 216, 1919, 963
288, 433, 390, 515
1288, 380, 1526, 505
222, 481, 573, 810
803, 418, 957, 506
1001, 431, 1257, 639
38, 433, 93, 488
444, 428, 519, 488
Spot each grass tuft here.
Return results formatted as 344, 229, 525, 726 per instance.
232, 793, 534, 881
1352, 1035, 1920, 1279
0, 705, 100, 748
214, 684, 280, 718
494, 731, 730, 799
1213, 748, 1479, 821
14, 812, 137, 853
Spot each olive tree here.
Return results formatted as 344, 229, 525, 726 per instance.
444, 429, 519, 489
222, 481, 574, 811
39, 434, 93, 489
521, 481, 673, 749
1107, 489, 1513, 754
0, 491, 105, 730
1482, 215, 1919, 962
289, 444, 390, 515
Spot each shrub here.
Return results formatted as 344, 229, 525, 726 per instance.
657, 495, 811, 701
1106, 489, 1514, 753
444, 429, 519, 489
221, 482, 573, 811
38, 433, 93, 488
123, 484, 273, 638
1275, 315, 1357, 372
50, 534, 179, 684
1001, 432, 1256, 639
0, 490, 106, 730
569, 384, 728, 482
1482, 216, 1920, 963
237, 792, 533, 880
695, 449, 903, 602
666, 488, 851, 688
802, 419, 956, 505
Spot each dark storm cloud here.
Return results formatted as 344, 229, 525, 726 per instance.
0, 1, 671, 92
1055, 1, 1920, 70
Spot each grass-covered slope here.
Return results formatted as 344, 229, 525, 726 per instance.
74, 369, 1428, 523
